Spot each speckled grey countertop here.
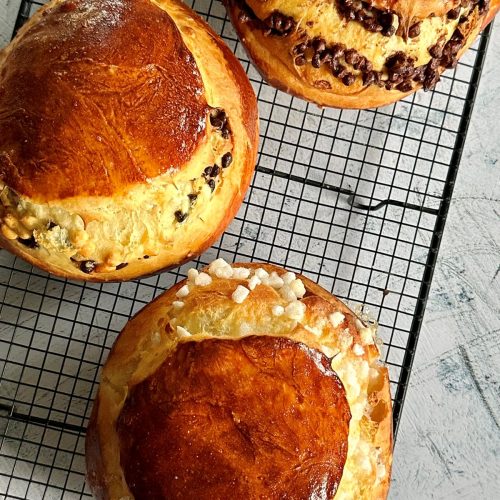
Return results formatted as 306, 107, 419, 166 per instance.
391, 18, 500, 499
1, 2, 499, 498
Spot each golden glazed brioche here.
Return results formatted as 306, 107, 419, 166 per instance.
86, 260, 393, 499
224, 0, 497, 108
0, 0, 258, 281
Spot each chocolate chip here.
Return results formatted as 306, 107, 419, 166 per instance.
312, 53, 322, 68
413, 67, 426, 83
221, 125, 231, 139
312, 37, 326, 52
80, 260, 96, 274
345, 49, 360, 66
221, 152, 233, 168
116, 263, 128, 270
321, 51, 333, 67
188, 193, 198, 203
428, 43, 443, 58
210, 108, 226, 129
379, 13, 395, 36
294, 55, 306, 66
238, 11, 250, 23
447, 7, 461, 19
210, 165, 220, 177
293, 42, 307, 54
355, 9, 366, 21
397, 81, 413, 92
363, 18, 383, 32
342, 73, 356, 86
362, 59, 373, 72
143, 255, 150, 259
442, 54, 458, 68
175, 211, 188, 223
208, 179, 216, 192
281, 17, 293, 32
204, 166, 213, 176
332, 64, 347, 78
331, 44, 344, 59
18, 235, 38, 248
408, 22, 421, 38
264, 10, 295, 36
385, 52, 407, 69
423, 63, 440, 90
363, 70, 377, 86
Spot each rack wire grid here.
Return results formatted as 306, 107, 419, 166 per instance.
0, 0, 493, 498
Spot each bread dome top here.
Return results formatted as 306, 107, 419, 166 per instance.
0, 0, 209, 201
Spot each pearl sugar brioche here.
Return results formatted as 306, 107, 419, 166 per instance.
86, 260, 393, 499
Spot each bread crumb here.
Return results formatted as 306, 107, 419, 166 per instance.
232, 285, 250, 304
304, 324, 322, 336
321, 345, 340, 358
240, 322, 252, 335
339, 328, 353, 351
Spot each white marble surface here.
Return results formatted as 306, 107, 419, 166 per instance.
0, 1, 499, 498
391, 18, 500, 500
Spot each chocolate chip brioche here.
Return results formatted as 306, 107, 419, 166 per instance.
224, 0, 498, 108
86, 260, 393, 499
0, 0, 258, 281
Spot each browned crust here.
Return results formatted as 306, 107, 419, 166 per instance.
0, 0, 209, 201
0, 0, 259, 282
117, 336, 351, 499
484, 0, 500, 26
86, 262, 393, 498
224, 0, 487, 109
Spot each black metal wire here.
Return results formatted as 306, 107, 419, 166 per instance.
0, 0, 493, 497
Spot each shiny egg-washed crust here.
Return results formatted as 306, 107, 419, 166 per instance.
0, 0, 258, 281
86, 263, 393, 499
224, 0, 493, 109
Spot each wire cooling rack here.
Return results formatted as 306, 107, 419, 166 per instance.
0, 0, 493, 498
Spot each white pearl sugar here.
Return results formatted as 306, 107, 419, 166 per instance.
285, 301, 306, 321
187, 268, 199, 282
194, 272, 212, 286
232, 285, 250, 304
177, 326, 191, 337
329, 311, 345, 328
272, 305, 285, 316
176, 284, 190, 298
